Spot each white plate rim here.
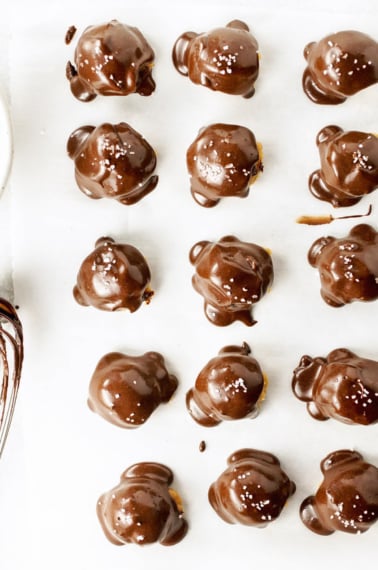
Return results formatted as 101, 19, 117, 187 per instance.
0, 90, 13, 195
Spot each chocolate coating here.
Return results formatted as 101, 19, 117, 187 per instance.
300, 450, 378, 535
292, 348, 378, 425
302, 30, 378, 104
186, 343, 266, 426
172, 20, 259, 98
66, 20, 155, 102
190, 235, 273, 326
88, 351, 178, 428
308, 224, 378, 307
67, 123, 158, 205
209, 449, 296, 527
73, 237, 153, 312
97, 463, 188, 546
309, 125, 378, 207
186, 123, 263, 207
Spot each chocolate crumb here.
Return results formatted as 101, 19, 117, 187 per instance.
65, 25, 77, 45
199, 440, 206, 452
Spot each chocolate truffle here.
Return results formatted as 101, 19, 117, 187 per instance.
186, 123, 263, 207
186, 343, 266, 426
292, 348, 378, 425
88, 351, 178, 428
302, 30, 378, 104
189, 235, 273, 326
73, 237, 153, 312
209, 449, 296, 527
0, 299, 23, 459
97, 462, 188, 546
309, 125, 378, 207
308, 224, 378, 307
67, 122, 158, 205
300, 450, 378, 535
66, 20, 155, 102
172, 20, 259, 98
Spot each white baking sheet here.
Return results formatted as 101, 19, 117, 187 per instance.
1, 0, 377, 568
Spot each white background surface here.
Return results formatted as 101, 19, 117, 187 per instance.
0, 0, 377, 568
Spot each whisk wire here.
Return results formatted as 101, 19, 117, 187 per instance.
0, 299, 23, 459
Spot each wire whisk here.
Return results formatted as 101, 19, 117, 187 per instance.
0, 298, 23, 459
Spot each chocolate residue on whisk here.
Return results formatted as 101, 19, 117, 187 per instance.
0, 299, 23, 458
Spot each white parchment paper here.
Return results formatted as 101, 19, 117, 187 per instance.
1, 1, 377, 568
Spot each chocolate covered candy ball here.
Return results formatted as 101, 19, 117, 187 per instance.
73, 237, 153, 312
97, 463, 188, 546
66, 20, 155, 102
172, 20, 259, 98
